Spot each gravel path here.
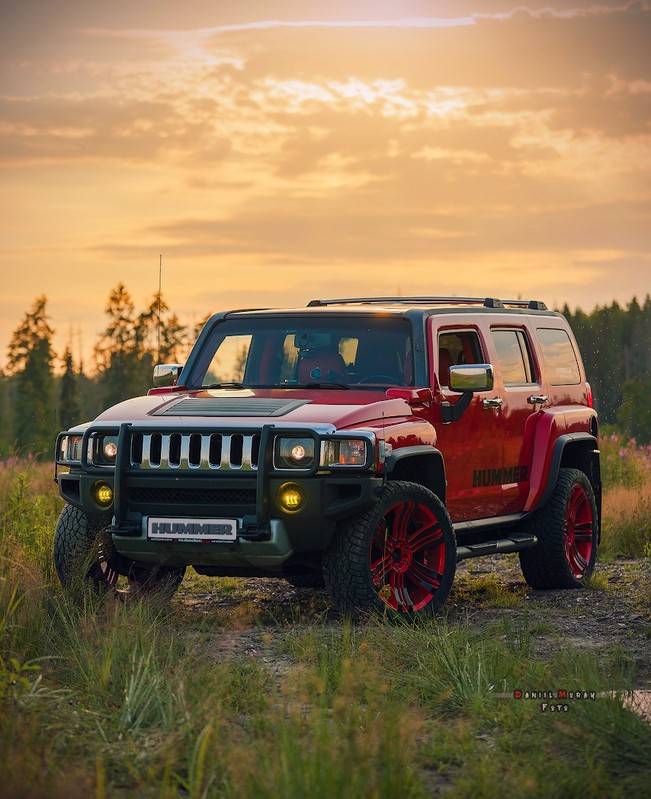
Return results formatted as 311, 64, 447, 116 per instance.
177, 555, 651, 687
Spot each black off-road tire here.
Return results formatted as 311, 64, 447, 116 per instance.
54, 503, 185, 597
54, 503, 124, 591
323, 480, 456, 620
519, 468, 598, 590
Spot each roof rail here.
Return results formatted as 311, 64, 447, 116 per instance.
307, 296, 548, 310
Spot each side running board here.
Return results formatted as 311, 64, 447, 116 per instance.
456, 534, 538, 562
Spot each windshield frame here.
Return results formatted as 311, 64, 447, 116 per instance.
184, 313, 417, 391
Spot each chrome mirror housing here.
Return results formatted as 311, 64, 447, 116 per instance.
153, 364, 183, 388
448, 364, 494, 393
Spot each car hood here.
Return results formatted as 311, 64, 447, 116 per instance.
92, 387, 418, 431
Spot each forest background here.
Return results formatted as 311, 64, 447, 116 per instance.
1, 286, 651, 458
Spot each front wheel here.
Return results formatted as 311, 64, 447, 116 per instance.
323, 481, 456, 620
519, 468, 598, 589
54, 504, 184, 597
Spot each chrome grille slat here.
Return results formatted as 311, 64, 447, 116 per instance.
141, 434, 153, 468
179, 436, 191, 469
200, 435, 212, 469
241, 436, 253, 470
220, 435, 232, 470
131, 432, 259, 471
160, 435, 171, 468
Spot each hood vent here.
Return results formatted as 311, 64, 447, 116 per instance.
154, 397, 309, 418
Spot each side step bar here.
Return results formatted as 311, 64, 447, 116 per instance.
456, 534, 538, 562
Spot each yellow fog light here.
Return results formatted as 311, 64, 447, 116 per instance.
92, 481, 114, 508
277, 482, 305, 513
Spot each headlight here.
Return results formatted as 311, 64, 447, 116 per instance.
57, 434, 84, 464
275, 437, 316, 469
321, 439, 369, 467
90, 434, 119, 466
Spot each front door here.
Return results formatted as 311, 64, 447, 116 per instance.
427, 321, 505, 522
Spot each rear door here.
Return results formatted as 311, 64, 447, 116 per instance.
487, 325, 544, 515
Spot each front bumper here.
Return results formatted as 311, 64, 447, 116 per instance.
56, 422, 383, 569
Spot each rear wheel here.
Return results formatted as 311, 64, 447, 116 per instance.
54, 504, 184, 597
323, 481, 456, 620
519, 468, 598, 589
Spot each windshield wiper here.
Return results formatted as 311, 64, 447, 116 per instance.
298, 382, 351, 390
203, 382, 247, 389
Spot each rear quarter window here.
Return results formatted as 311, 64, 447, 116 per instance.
536, 328, 581, 385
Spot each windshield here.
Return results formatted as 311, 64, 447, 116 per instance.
189, 316, 415, 389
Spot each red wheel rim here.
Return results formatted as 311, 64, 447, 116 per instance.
563, 484, 594, 579
88, 544, 119, 588
370, 499, 446, 612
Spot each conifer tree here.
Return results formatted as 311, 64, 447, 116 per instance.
58, 346, 82, 430
94, 283, 145, 406
6, 296, 56, 456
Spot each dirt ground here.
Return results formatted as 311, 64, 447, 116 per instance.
176, 554, 651, 690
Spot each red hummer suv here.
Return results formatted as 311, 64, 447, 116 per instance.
54, 297, 601, 619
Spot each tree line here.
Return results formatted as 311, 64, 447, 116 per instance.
1, 289, 651, 458
563, 296, 651, 444
0, 285, 205, 458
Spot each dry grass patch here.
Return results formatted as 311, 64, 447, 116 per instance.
602, 482, 651, 559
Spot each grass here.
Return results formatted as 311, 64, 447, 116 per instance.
600, 431, 651, 558
0, 458, 650, 797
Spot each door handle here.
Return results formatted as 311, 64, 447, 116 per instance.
527, 395, 548, 405
482, 398, 503, 409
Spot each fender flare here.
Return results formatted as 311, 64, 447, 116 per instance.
384, 445, 447, 503
538, 432, 600, 510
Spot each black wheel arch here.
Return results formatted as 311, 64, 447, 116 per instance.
540, 433, 601, 539
384, 446, 446, 505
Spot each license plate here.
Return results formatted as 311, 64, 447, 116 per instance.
147, 517, 237, 542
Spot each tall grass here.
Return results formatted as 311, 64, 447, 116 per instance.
0, 458, 649, 798
600, 432, 651, 557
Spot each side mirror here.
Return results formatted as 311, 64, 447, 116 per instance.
448, 364, 494, 393
153, 364, 183, 388
442, 364, 493, 423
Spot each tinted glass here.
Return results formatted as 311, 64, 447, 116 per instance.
191, 316, 414, 389
536, 328, 581, 385
438, 331, 484, 387
492, 330, 535, 385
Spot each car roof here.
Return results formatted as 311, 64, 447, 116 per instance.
220, 297, 561, 319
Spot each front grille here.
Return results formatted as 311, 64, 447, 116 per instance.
129, 432, 260, 471
128, 486, 257, 505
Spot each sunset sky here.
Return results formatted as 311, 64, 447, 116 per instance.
1, 0, 650, 369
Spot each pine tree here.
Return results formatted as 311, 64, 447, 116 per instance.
6, 296, 57, 456
94, 284, 144, 406
58, 346, 82, 430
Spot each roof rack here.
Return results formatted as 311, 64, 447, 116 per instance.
307, 297, 548, 311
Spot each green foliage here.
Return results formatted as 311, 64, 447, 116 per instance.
617, 379, 651, 444
599, 429, 651, 487
5, 296, 57, 456
58, 346, 82, 430
93, 284, 189, 409
565, 294, 651, 428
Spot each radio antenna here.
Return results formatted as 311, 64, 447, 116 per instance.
157, 254, 162, 361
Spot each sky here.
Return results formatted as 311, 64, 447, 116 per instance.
1, 0, 650, 370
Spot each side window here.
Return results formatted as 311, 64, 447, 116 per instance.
491, 330, 536, 386
536, 328, 581, 385
438, 330, 484, 388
